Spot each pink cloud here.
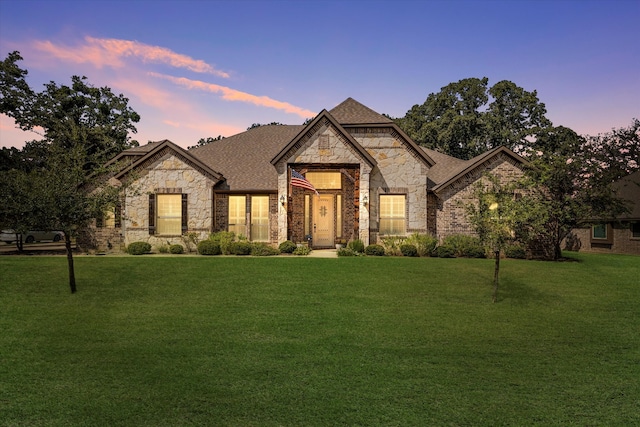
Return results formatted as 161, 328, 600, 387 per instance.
32, 37, 230, 78
149, 73, 317, 119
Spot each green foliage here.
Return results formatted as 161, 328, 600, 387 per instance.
365, 244, 386, 256
337, 247, 356, 257
229, 241, 252, 255
405, 233, 438, 257
505, 244, 527, 259
209, 231, 236, 255
181, 232, 199, 253
127, 241, 151, 255
292, 245, 311, 256
380, 236, 406, 256
441, 234, 486, 258
435, 245, 456, 258
169, 244, 184, 254
197, 240, 221, 256
399, 244, 418, 257
278, 240, 297, 254
347, 239, 365, 253
157, 244, 169, 254
250, 242, 280, 256
394, 77, 551, 160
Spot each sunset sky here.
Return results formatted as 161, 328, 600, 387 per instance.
1, 0, 638, 150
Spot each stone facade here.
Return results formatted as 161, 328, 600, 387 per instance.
122, 153, 217, 250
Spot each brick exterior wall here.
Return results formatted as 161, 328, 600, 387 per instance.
569, 224, 640, 255
434, 152, 525, 240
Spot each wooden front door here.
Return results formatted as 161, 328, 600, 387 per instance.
312, 194, 334, 247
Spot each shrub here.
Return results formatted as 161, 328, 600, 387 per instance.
181, 232, 199, 253
251, 242, 280, 256
169, 244, 184, 254
157, 244, 169, 254
197, 240, 221, 255
337, 247, 356, 257
292, 245, 311, 255
405, 233, 438, 257
209, 231, 236, 255
380, 236, 406, 256
400, 244, 418, 257
435, 245, 456, 258
127, 241, 151, 255
278, 240, 297, 254
347, 239, 365, 253
505, 244, 526, 259
442, 234, 485, 258
229, 241, 252, 255
365, 244, 385, 256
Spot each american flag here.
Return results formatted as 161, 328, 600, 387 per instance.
291, 169, 319, 195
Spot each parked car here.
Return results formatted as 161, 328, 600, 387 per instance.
0, 229, 64, 244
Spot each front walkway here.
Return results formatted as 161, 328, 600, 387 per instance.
308, 249, 338, 258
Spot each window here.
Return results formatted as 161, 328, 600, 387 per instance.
97, 205, 120, 228
157, 194, 183, 235
251, 196, 269, 241
228, 195, 246, 237
306, 172, 341, 189
304, 195, 310, 236
380, 195, 406, 235
631, 223, 640, 238
336, 194, 342, 238
592, 223, 608, 240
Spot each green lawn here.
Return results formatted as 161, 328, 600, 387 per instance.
1, 253, 638, 426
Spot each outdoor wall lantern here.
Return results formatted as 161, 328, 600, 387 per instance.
362, 194, 368, 207
280, 195, 286, 206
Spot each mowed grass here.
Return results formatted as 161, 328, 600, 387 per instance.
0, 253, 638, 426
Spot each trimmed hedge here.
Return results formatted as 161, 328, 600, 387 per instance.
197, 240, 221, 255
278, 240, 297, 254
347, 239, 365, 253
400, 244, 418, 257
435, 245, 456, 258
251, 242, 280, 256
229, 241, 252, 255
337, 247, 356, 257
127, 242, 151, 255
365, 244, 385, 256
169, 244, 184, 254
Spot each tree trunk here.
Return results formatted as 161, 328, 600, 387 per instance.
64, 233, 76, 294
493, 250, 500, 303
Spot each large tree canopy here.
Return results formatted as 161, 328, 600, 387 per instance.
395, 77, 552, 159
0, 51, 140, 292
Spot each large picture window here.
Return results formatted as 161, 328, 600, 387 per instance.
157, 194, 182, 235
380, 195, 406, 235
228, 195, 246, 237
251, 196, 269, 241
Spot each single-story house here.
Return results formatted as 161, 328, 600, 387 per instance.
567, 169, 640, 255
90, 97, 532, 251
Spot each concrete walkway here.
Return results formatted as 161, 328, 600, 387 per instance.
307, 249, 338, 258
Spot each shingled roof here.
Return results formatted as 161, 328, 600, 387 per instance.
613, 169, 640, 220
191, 125, 305, 191
329, 97, 394, 125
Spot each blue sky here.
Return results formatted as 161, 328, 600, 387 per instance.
1, 0, 638, 149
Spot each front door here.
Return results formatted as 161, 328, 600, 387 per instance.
313, 194, 334, 247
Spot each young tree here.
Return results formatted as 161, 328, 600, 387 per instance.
465, 175, 525, 303
0, 51, 140, 293
395, 77, 551, 159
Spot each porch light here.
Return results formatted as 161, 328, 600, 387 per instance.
362, 194, 368, 207
280, 195, 286, 206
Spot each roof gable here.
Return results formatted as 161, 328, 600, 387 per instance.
114, 140, 223, 183
431, 146, 527, 194
270, 109, 376, 167
329, 97, 394, 125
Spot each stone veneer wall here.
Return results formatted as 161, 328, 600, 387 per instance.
123, 153, 216, 249
435, 153, 525, 240
351, 127, 429, 242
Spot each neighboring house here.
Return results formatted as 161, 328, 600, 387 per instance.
568, 170, 640, 255
90, 98, 528, 252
